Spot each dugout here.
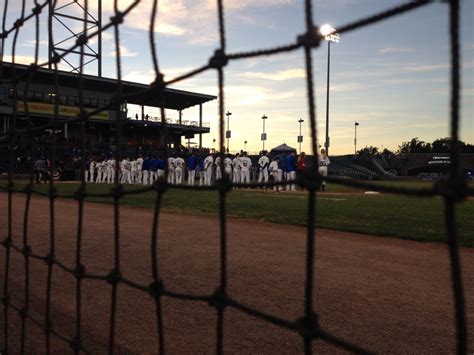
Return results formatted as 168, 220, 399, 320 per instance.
0, 62, 216, 153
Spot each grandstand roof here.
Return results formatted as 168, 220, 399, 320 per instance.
1, 62, 216, 111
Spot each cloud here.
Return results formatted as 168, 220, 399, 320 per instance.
379, 47, 415, 54
402, 64, 448, 73
241, 68, 306, 81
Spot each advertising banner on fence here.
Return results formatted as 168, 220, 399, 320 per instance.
17, 101, 109, 120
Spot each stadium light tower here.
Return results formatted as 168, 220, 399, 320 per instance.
261, 114, 268, 151
320, 24, 340, 156
354, 121, 359, 155
298, 118, 304, 153
244, 140, 248, 151
226, 110, 232, 153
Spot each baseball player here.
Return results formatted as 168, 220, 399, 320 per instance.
286, 152, 297, 191
130, 159, 138, 184
232, 153, 241, 184
157, 156, 165, 180
239, 152, 252, 184
269, 157, 280, 192
136, 156, 143, 184
174, 155, 185, 184
142, 156, 150, 185
89, 159, 96, 183
187, 153, 197, 186
224, 154, 233, 178
215, 154, 222, 181
95, 159, 104, 183
198, 157, 205, 186
318, 148, 331, 192
167, 156, 176, 184
204, 153, 214, 186
149, 156, 158, 184
258, 151, 270, 184
122, 158, 132, 184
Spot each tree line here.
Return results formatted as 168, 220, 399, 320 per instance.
357, 137, 474, 156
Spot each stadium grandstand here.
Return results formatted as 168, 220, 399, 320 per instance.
0, 61, 216, 166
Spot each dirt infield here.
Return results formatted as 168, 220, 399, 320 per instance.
0, 194, 472, 353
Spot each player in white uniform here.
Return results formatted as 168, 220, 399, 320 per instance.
122, 158, 132, 184
95, 159, 104, 183
203, 154, 214, 186
174, 156, 185, 184
89, 160, 96, 183
239, 152, 252, 184
215, 155, 222, 181
318, 148, 331, 191
232, 153, 241, 184
269, 157, 280, 192
136, 157, 143, 184
257, 151, 270, 184
130, 159, 138, 184
224, 155, 233, 178
167, 156, 175, 184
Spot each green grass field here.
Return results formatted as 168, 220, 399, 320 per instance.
8, 181, 473, 247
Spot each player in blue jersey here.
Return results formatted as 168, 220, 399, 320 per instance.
285, 151, 297, 191
187, 153, 197, 186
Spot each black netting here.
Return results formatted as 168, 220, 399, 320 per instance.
0, 0, 470, 354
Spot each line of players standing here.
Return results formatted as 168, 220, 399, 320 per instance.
86, 149, 330, 191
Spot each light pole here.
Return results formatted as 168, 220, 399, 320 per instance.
213, 138, 216, 151
354, 122, 359, 155
225, 110, 232, 153
261, 114, 268, 151
320, 24, 340, 156
244, 140, 247, 151
297, 118, 304, 153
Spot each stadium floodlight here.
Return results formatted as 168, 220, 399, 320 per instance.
319, 24, 340, 43
354, 122, 360, 155
320, 24, 340, 156
244, 140, 248, 151
298, 118, 304, 153
226, 111, 232, 153
261, 115, 268, 151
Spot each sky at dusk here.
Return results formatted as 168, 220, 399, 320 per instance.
2, 0, 473, 155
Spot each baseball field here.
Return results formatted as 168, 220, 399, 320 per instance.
0, 182, 473, 353
10, 180, 474, 246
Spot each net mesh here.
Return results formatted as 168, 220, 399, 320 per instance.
0, 0, 471, 353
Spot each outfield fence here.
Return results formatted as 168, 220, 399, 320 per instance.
0, 0, 471, 353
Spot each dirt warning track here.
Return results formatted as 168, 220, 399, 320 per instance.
0, 194, 472, 353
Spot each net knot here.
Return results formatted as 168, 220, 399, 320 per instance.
209, 49, 228, 69
153, 177, 168, 193
29, 63, 39, 71
76, 34, 88, 46
51, 53, 62, 64
112, 185, 125, 199
110, 12, 124, 25
106, 268, 122, 285
44, 320, 53, 334
48, 185, 58, 199
73, 186, 87, 201
22, 245, 32, 257
297, 26, 321, 48
435, 177, 467, 202
19, 307, 27, 319
69, 337, 83, 352
23, 183, 34, 194
209, 288, 227, 310
295, 312, 319, 339
44, 253, 55, 266
148, 280, 165, 298
151, 73, 166, 91
2, 295, 10, 306
32, 4, 43, 15
14, 19, 25, 29
0, 32, 7, 40
215, 175, 232, 192
2, 237, 12, 248
74, 264, 86, 280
